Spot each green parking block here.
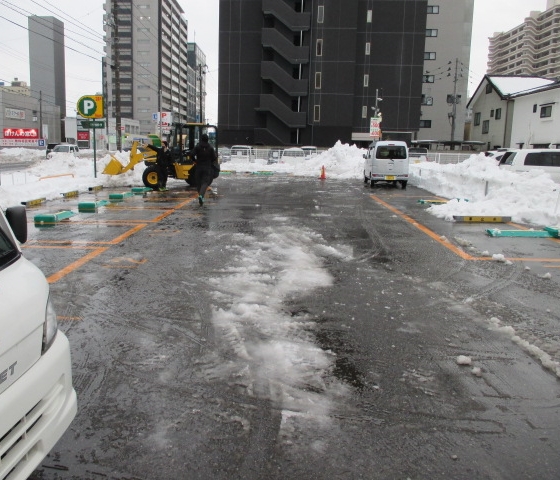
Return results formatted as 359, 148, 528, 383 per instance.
544, 226, 560, 238
109, 192, 133, 200
78, 200, 109, 212
131, 187, 153, 194
34, 210, 76, 224
486, 228, 554, 238
251, 171, 274, 176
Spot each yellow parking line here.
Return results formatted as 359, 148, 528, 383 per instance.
370, 194, 475, 260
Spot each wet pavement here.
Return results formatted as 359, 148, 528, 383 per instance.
24, 175, 560, 479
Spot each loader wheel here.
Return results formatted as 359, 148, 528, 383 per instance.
142, 165, 160, 190
185, 165, 197, 187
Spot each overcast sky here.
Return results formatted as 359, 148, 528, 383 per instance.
0, 0, 549, 124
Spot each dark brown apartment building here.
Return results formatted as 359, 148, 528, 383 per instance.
218, 0, 428, 147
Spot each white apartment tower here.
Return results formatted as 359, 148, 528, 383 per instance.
488, 0, 560, 79
419, 0, 474, 143
103, 0, 204, 136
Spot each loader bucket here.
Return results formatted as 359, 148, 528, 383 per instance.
102, 157, 125, 175
102, 141, 156, 176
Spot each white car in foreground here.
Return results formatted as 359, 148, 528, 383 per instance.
0, 206, 77, 480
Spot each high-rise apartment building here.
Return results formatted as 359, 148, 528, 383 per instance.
187, 43, 207, 123
103, 0, 206, 136
218, 0, 428, 148
28, 16, 66, 137
488, 0, 560, 79
418, 0, 474, 143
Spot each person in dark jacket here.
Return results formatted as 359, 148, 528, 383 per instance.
192, 134, 217, 205
146, 141, 170, 191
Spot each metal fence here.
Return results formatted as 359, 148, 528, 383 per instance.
428, 152, 477, 165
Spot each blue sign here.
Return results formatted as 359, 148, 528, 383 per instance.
38, 139, 45, 147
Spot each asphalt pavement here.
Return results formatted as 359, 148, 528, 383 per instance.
24, 175, 560, 479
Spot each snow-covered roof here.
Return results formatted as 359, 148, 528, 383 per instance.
488, 76, 555, 96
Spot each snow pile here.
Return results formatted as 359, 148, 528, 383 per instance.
1, 142, 560, 226
409, 153, 560, 226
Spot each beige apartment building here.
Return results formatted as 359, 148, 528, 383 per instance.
419, 0, 474, 143
488, 0, 560, 79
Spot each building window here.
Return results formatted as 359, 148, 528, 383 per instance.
540, 105, 553, 118
419, 120, 432, 128
423, 75, 435, 83
490, 109, 494, 117
424, 52, 436, 60
317, 5, 324, 23
366, 10, 372, 23
485, 83, 492, 94
495, 108, 502, 120
427, 6, 439, 14
316, 39, 323, 56
474, 112, 481, 126
314, 105, 320, 122
533, 104, 537, 113
315, 72, 321, 89
426, 29, 438, 37
365, 42, 370, 55
364, 74, 369, 87
482, 120, 490, 133
421, 94, 433, 105
362, 106, 367, 118
138, 97, 151, 101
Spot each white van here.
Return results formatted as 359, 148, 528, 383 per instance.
230, 145, 255, 163
0, 206, 77, 480
498, 149, 560, 182
363, 140, 410, 189
280, 147, 306, 164
47, 144, 79, 159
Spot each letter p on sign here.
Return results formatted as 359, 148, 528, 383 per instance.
77, 95, 104, 118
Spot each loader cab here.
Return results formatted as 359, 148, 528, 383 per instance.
166, 123, 218, 164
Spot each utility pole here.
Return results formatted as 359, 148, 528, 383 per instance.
39, 90, 43, 139
112, 0, 122, 151
450, 57, 459, 143
198, 64, 207, 123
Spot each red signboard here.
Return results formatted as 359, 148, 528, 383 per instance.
77, 131, 90, 141
3, 128, 39, 139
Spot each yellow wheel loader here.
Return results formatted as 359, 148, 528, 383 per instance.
103, 123, 218, 190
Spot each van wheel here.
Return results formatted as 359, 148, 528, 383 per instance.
364, 171, 369, 183
370, 180, 376, 188
401, 181, 408, 190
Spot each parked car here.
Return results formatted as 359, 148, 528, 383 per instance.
218, 147, 231, 162
363, 140, 410, 189
267, 148, 283, 164
0, 205, 77, 480
498, 149, 560, 182
48, 143, 79, 159
46, 142, 59, 158
302, 146, 318, 159
280, 147, 306, 163
408, 147, 429, 163
230, 145, 255, 162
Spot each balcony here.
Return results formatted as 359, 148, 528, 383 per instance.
262, 28, 309, 64
261, 62, 308, 96
256, 94, 306, 127
262, 0, 311, 31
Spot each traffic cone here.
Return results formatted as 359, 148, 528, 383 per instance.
320, 165, 326, 180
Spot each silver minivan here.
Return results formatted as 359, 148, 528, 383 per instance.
363, 140, 410, 189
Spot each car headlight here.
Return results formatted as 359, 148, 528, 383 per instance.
42, 296, 58, 354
